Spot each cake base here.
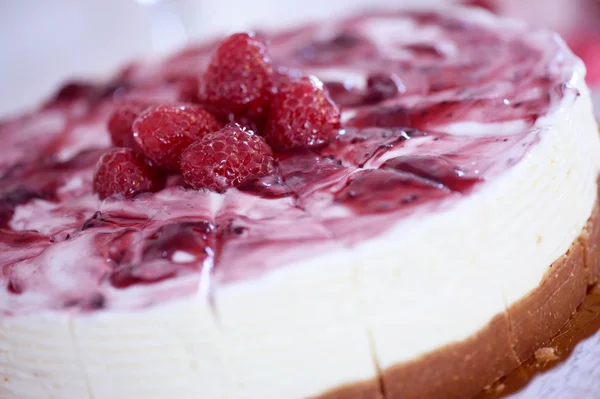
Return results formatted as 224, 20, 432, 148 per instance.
319, 180, 600, 399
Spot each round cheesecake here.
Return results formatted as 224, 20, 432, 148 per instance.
2, 6, 600, 399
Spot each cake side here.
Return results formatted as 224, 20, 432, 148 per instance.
321, 189, 600, 399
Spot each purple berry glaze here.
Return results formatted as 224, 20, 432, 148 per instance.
0, 8, 582, 314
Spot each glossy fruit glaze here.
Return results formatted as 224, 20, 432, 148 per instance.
0, 8, 580, 314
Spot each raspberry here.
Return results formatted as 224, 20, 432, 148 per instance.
180, 123, 275, 192
175, 76, 201, 103
107, 100, 154, 150
264, 75, 341, 152
132, 103, 221, 170
93, 148, 163, 200
199, 32, 274, 118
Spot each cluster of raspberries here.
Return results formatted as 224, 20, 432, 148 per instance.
94, 32, 341, 199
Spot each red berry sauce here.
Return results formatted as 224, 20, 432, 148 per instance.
0, 9, 582, 314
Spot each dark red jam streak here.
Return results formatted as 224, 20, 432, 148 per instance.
0, 10, 579, 313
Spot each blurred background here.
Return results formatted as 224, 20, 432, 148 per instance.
1, 0, 599, 118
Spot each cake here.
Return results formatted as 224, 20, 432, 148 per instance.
2, 6, 600, 399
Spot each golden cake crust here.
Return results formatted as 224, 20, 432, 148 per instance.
318, 180, 600, 399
